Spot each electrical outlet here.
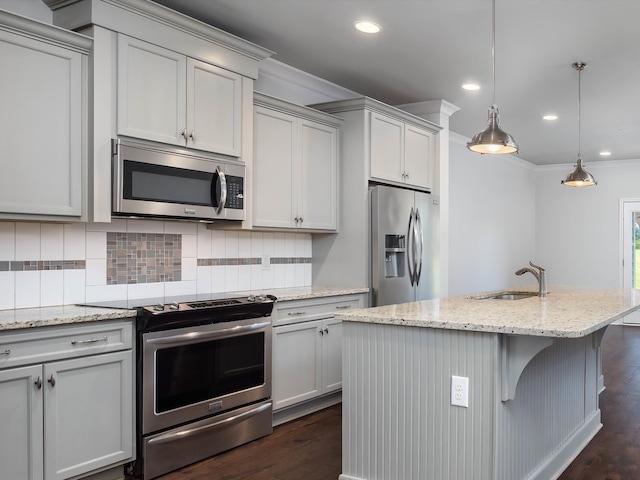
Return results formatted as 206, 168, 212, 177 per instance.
261, 255, 271, 271
451, 375, 469, 408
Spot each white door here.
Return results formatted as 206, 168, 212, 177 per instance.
253, 107, 296, 228
370, 112, 404, 184
298, 119, 338, 230
622, 200, 640, 324
272, 320, 322, 410
187, 59, 242, 156
44, 351, 133, 480
404, 124, 434, 190
117, 35, 187, 146
0, 365, 44, 480
322, 317, 343, 393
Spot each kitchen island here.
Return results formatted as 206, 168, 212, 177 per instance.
336, 288, 640, 480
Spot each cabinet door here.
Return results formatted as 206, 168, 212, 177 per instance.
0, 365, 44, 480
322, 317, 343, 393
253, 106, 296, 228
43, 351, 133, 480
298, 119, 338, 231
404, 124, 435, 190
370, 111, 404, 184
0, 30, 83, 217
187, 59, 242, 156
272, 320, 322, 410
117, 35, 187, 146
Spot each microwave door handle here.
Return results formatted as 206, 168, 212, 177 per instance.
212, 166, 227, 215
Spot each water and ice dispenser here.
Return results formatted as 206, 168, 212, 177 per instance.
384, 234, 405, 278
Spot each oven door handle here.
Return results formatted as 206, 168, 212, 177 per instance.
147, 402, 272, 446
145, 321, 270, 346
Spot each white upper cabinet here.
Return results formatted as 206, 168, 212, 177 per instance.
312, 97, 441, 193
253, 93, 341, 232
370, 110, 436, 191
0, 11, 90, 221
117, 34, 242, 156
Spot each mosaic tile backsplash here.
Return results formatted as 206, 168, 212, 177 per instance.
0, 220, 313, 309
107, 233, 182, 285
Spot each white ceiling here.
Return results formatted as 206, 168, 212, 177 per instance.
152, 0, 640, 166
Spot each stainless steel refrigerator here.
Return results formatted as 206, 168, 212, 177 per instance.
370, 184, 439, 306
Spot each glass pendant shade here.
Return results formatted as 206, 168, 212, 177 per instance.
467, 105, 519, 154
561, 158, 597, 187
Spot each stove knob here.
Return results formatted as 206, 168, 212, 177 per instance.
247, 295, 256, 302
154, 303, 164, 312
169, 301, 179, 310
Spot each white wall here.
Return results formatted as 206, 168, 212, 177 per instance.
448, 133, 537, 296
536, 160, 640, 289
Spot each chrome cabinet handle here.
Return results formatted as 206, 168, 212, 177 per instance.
287, 311, 306, 316
34, 376, 42, 389
71, 336, 108, 345
48, 374, 56, 387
0, 349, 10, 356
335, 305, 351, 310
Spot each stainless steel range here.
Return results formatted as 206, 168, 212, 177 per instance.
92, 294, 276, 479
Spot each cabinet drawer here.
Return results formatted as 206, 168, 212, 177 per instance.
0, 320, 133, 369
275, 295, 363, 326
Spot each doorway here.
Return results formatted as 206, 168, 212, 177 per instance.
621, 200, 640, 323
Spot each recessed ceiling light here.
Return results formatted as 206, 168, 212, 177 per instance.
354, 21, 380, 34
542, 114, 558, 121
600, 151, 612, 156
462, 83, 480, 91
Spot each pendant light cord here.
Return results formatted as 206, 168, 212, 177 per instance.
491, 0, 496, 106
574, 62, 586, 159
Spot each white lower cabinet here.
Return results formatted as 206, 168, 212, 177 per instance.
0, 320, 134, 480
272, 294, 365, 418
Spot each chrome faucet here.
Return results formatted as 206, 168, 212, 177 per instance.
515, 261, 547, 297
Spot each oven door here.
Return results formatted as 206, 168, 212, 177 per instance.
141, 316, 271, 435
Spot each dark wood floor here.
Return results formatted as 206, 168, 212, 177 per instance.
158, 325, 640, 480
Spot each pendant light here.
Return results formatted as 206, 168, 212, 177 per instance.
467, 0, 519, 154
561, 62, 597, 187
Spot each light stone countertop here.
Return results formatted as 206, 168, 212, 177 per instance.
0, 286, 368, 332
234, 285, 369, 302
336, 287, 640, 338
0, 305, 136, 331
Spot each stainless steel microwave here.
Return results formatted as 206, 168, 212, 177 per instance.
112, 138, 245, 222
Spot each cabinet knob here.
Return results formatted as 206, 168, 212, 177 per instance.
34, 376, 43, 389
48, 374, 56, 387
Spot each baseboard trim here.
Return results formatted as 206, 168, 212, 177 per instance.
527, 410, 602, 480
272, 391, 341, 426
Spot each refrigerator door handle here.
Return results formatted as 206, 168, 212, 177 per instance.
407, 207, 415, 286
414, 208, 424, 285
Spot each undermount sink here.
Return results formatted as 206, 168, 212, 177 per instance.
473, 291, 539, 301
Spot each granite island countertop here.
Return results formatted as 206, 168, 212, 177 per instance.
0, 305, 137, 331
336, 287, 640, 338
